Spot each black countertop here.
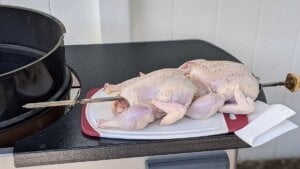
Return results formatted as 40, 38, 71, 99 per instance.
13, 40, 266, 167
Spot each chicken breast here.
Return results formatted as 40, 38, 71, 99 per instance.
179, 59, 259, 119
98, 68, 197, 130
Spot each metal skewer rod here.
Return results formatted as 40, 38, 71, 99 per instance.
22, 96, 124, 109
261, 73, 300, 92
261, 81, 285, 87
22, 73, 300, 109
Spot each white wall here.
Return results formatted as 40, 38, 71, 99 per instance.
99, 0, 130, 42
0, 0, 102, 45
2, 0, 300, 161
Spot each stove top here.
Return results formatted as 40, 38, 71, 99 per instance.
12, 40, 266, 167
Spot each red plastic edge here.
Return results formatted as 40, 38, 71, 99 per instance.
81, 88, 101, 137
223, 113, 248, 133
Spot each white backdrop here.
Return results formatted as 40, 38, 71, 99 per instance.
1, 0, 300, 161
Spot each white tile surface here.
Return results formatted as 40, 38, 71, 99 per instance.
1, 0, 50, 13
50, 0, 102, 45
215, 0, 262, 67
173, 0, 219, 42
99, 0, 131, 43
130, 0, 174, 41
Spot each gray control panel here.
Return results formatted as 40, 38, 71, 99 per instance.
146, 151, 229, 169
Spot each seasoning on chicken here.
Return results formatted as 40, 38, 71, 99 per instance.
98, 68, 198, 130
179, 59, 259, 119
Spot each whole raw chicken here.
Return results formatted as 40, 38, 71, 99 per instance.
98, 68, 197, 130
179, 59, 259, 119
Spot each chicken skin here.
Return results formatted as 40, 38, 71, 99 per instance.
179, 59, 259, 119
99, 68, 197, 130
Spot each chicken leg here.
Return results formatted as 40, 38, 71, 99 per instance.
219, 87, 255, 114
186, 93, 225, 119
98, 104, 154, 130
152, 99, 187, 125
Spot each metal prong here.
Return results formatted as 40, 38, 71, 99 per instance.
261, 81, 285, 87
23, 96, 124, 109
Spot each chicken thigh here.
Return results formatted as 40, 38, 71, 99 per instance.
98, 68, 197, 130
179, 59, 259, 119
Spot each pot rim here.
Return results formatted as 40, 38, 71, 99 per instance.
0, 5, 66, 78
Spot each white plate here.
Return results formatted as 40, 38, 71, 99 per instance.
85, 89, 229, 139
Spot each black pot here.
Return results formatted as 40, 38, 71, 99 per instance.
0, 5, 66, 121
0, 67, 71, 130
0, 68, 72, 147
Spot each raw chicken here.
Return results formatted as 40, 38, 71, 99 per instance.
179, 59, 259, 119
98, 68, 197, 130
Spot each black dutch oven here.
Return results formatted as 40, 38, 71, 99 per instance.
0, 68, 72, 147
0, 5, 68, 131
